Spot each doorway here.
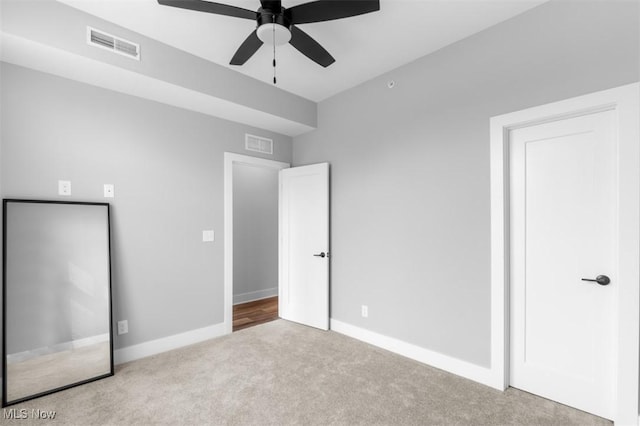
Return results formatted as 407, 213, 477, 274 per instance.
224, 153, 290, 333
489, 83, 639, 424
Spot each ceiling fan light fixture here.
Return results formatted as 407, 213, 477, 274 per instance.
257, 23, 291, 46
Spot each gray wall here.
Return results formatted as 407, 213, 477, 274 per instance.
0, 62, 292, 350
232, 164, 279, 304
293, 0, 640, 367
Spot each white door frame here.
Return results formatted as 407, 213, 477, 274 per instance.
223, 152, 290, 334
489, 83, 639, 425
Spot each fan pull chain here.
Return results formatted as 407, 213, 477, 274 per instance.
272, 17, 277, 85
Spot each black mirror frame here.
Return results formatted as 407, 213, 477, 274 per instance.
2, 199, 114, 407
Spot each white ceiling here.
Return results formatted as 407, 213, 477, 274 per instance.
58, 0, 548, 102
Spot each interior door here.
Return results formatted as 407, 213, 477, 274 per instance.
279, 163, 329, 330
509, 110, 616, 419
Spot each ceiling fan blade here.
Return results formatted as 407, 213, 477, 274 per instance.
260, 0, 281, 12
230, 30, 263, 65
287, 0, 379, 25
157, 0, 257, 20
289, 26, 335, 68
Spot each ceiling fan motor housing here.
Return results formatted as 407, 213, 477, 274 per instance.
256, 8, 291, 45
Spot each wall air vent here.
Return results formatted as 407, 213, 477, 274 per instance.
87, 27, 140, 60
245, 134, 273, 155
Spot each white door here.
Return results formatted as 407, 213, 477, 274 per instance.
279, 163, 329, 330
509, 110, 616, 419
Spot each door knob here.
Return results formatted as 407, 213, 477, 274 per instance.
581, 275, 610, 286
313, 252, 326, 258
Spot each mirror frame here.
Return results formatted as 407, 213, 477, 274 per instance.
2, 199, 114, 407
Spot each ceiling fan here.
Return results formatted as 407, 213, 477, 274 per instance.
157, 0, 381, 68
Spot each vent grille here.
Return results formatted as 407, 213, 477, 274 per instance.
90, 30, 114, 49
245, 134, 273, 155
87, 27, 140, 60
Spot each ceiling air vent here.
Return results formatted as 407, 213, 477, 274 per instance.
245, 134, 273, 155
87, 27, 140, 60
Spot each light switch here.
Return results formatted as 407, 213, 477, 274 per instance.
202, 230, 215, 242
58, 180, 71, 196
104, 184, 114, 198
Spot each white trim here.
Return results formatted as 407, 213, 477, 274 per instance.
224, 153, 290, 334
330, 319, 495, 388
233, 288, 278, 305
113, 322, 226, 365
489, 83, 640, 425
0, 32, 314, 137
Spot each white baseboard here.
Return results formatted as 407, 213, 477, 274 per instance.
330, 319, 496, 389
114, 322, 227, 365
7, 333, 110, 364
233, 287, 278, 305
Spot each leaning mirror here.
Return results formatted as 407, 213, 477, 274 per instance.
2, 199, 113, 406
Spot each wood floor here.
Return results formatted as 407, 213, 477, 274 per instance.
233, 296, 278, 332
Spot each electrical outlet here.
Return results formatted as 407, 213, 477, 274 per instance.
58, 180, 71, 196
117, 320, 128, 335
104, 184, 114, 198
202, 230, 215, 242
361, 305, 368, 318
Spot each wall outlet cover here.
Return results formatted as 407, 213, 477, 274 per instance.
117, 320, 128, 335
361, 305, 369, 318
58, 180, 71, 196
104, 184, 115, 198
202, 230, 215, 242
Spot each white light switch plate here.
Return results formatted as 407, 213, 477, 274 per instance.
58, 180, 71, 196
202, 230, 215, 242
104, 184, 114, 198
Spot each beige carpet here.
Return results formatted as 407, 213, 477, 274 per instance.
3, 320, 610, 425
6, 342, 111, 402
